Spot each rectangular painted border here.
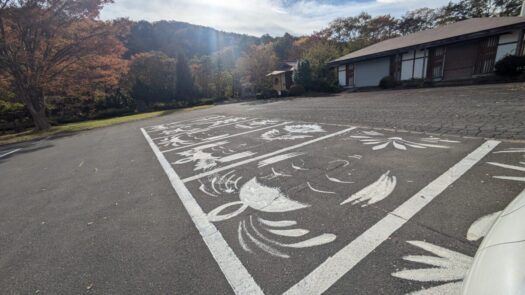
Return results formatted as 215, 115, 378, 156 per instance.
143, 117, 500, 295
284, 140, 500, 294
142, 128, 265, 294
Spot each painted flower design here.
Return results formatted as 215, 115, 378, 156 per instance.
351, 132, 457, 151
392, 240, 473, 294
261, 124, 325, 141
206, 177, 336, 258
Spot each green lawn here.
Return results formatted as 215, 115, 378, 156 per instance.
0, 105, 211, 146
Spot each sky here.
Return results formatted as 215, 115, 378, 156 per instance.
100, 0, 453, 37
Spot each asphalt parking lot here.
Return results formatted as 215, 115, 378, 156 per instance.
1, 84, 524, 294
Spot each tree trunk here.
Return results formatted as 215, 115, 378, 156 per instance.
22, 87, 51, 131
28, 106, 51, 131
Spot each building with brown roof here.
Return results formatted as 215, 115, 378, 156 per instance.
267, 61, 298, 94
329, 17, 525, 88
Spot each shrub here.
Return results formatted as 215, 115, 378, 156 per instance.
264, 89, 278, 98
0, 100, 32, 132
280, 90, 289, 97
255, 89, 279, 99
495, 55, 525, 77
379, 76, 397, 89
289, 84, 305, 96
311, 79, 340, 93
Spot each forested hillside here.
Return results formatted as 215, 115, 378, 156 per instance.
0, 0, 522, 132
125, 20, 261, 58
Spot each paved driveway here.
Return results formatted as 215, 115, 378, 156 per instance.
0, 84, 524, 294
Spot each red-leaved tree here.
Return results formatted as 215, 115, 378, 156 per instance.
0, 0, 128, 130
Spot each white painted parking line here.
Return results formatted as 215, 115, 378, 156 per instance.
0, 148, 21, 159
182, 127, 357, 183
284, 140, 500, 295
143, 114, 227, 129
141, 128, 264, 295
150, 118, 258, 140
161, 122, 291, 153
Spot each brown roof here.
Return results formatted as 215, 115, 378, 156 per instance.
330, 17, 525, 64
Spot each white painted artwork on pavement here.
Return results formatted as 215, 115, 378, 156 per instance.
487, 161, 525, 182
174, 141, 256, 171
261, 124, 325, 141
466, 211, 501, 241
349, 131, 458, 151
238, 216, 336, 258
207, 177, 310, 222
142, 115, 495, 293
158, 135, 194, 148
341, 171, 397, 206
236, 120, 280, 129
392, 240, 473, 295
205, 177, 337, 258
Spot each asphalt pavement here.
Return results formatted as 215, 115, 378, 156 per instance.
1, 84, 524, 294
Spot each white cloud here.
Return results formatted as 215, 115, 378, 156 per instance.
100, 0, 451, 36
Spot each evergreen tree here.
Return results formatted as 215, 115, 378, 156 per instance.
176, 53, 195, 102
293, 60, 312, 90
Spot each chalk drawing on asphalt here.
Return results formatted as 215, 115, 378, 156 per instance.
237, 216, 336, 259
261, 124, 325, 141
258, 152, 306, 168
392, 240, 473, 295
174, 141, 256, 171
487, 161, 525, 182
466, 211, 501, 241
307, 182, 336, 195
349, 131, 458, 151
341, 171, 397, 206
207, 177, 310, 222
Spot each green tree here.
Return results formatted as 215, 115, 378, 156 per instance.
302, 41, 342, 91
124, 52, 177, 108
293, 60, 312, 89
273, 33, 295, 61
398, 8, 437, 35
235, 43, 277, 91
175, 53, 194, 102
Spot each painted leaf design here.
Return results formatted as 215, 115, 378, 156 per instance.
466, 211, 501, 241
341, 171, 397, 206
240, 178, 309, 212
392, 240, 473, 283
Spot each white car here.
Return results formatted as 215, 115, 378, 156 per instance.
462, 189, 525, 295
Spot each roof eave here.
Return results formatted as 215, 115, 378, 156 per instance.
327, 21, 525, 67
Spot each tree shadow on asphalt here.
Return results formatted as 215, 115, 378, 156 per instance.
0, 141, 54, 163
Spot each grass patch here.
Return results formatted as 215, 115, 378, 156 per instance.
0, 105, 210, 146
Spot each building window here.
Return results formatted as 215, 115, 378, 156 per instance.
338, 65, 347, 86
400, 49, 428, 80
346, 64, 354, 86
474, 35, 499, 75
428, 47, 445, 79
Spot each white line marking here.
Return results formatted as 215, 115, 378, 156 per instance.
151, 119, 257, 140
487, 162, 525, 172
144, 115, 233, 130
284, 140, 500, 295
183, 127, 357, 183
161, 122, 290, 153
258, 152, 306, 168
0, 148, 21, 159
141, 128, 264, 295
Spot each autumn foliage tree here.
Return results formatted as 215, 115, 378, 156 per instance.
0, 0, 128, 130
235, 43, 277, 91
